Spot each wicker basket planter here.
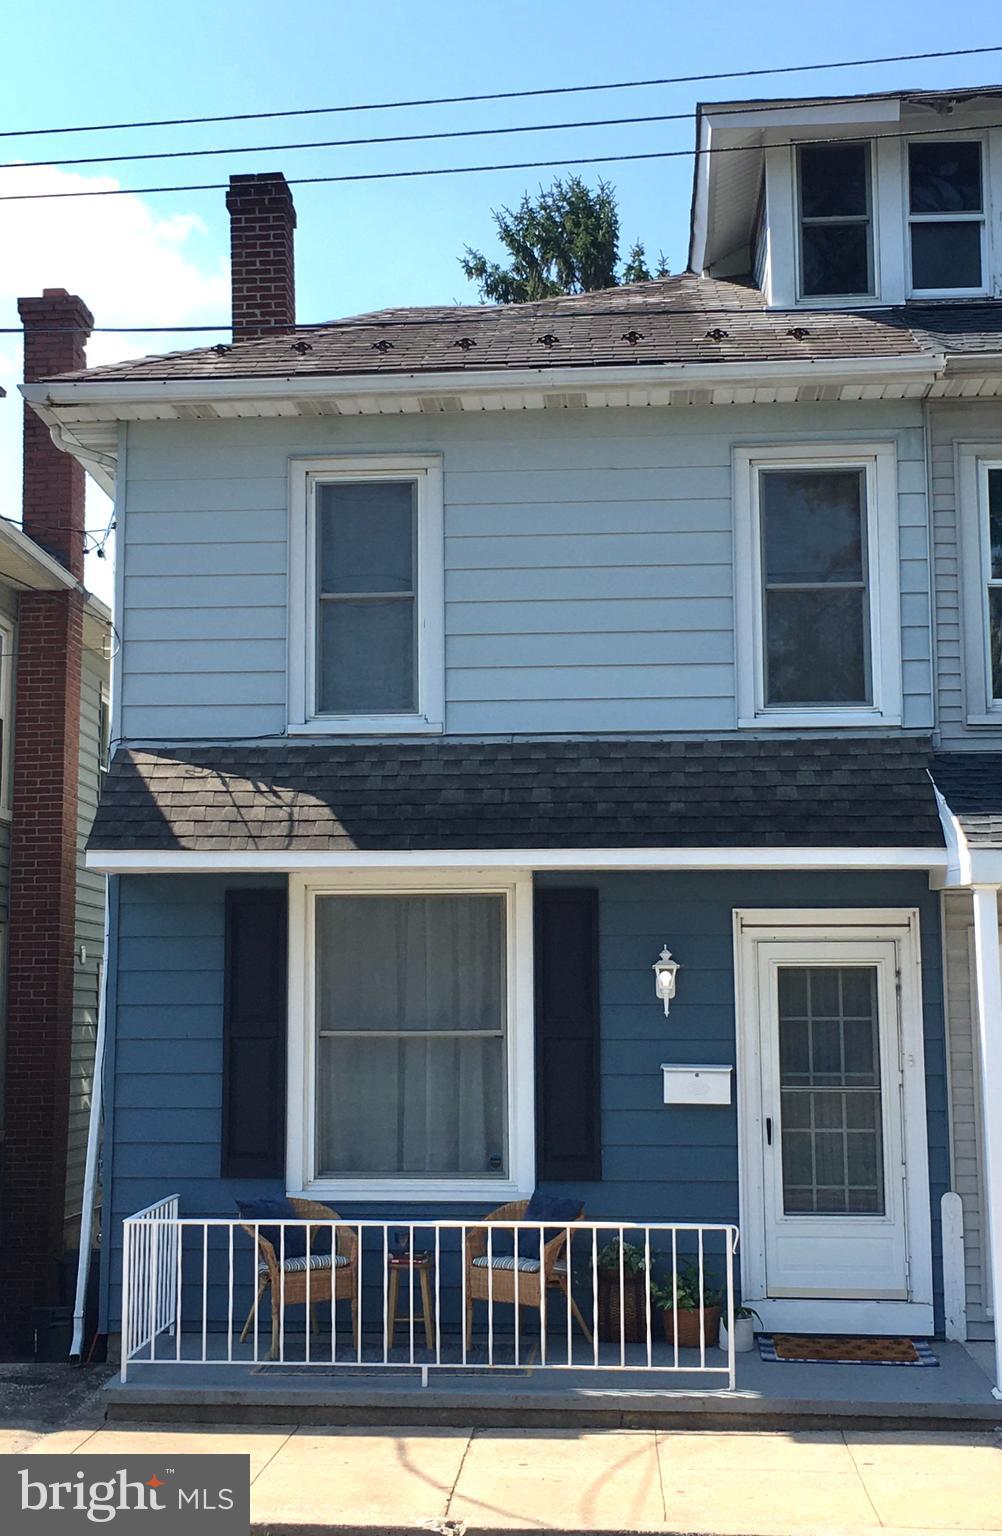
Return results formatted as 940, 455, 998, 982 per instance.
660, 1304, 721, 1349
596, 1272, 650, 1343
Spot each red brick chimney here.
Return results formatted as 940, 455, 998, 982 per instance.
0, 290, 91, 1351
226, 172, 297, 342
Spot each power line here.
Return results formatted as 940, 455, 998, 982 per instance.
0, 43, 998, 142
4, 114, 1002, 204
0, 89, 964, 173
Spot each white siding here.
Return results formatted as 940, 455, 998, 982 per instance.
120, 402, 933, 742
943, 890, 994, 1338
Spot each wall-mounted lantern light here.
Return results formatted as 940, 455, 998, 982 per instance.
653, 946, 680, 1015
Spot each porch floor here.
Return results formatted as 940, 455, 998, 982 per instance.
107, 1336, 1002, 1430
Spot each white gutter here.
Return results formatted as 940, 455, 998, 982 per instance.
21, 351, 947, 414
86, 844, 948, 875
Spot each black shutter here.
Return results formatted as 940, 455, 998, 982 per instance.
534, 887, 601, 1181
221, 887, 288, 1179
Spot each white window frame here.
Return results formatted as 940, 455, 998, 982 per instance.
0, 616, 15, 816
287, 454, 445, 735
905, 131, 990, 300
733, 441, 902, 729
286, 868, 536, 1203
958, 444, 1002, 724
794, 139, 877, 303
733, 907, 933, 1336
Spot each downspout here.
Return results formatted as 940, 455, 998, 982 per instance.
70, 907, 108, 1361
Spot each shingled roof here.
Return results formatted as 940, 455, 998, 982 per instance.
930, 753, 1002, 847
45, 274, 990, 386
89, 737, 944, 853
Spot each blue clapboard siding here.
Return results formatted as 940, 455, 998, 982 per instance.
119, 403, 932, 740
104, 868, 948, 1333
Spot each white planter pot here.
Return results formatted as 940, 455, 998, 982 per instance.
719, 1316, 756, 1353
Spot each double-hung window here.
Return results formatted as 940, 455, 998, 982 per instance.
288, 873, 535, 1201
0, 617, 14, 814
734, 444, 902, 727
288, 456, 444, 733
797, 142, 874, 298
959, 447, 1002, 722
908, 138, 986, 295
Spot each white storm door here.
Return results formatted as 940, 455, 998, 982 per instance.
757, 940, 909, 1299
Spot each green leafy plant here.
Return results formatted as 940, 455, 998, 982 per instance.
651, 1260, 722, 1312
595, 1238, 648, 1276
733, 1305, 762, 1323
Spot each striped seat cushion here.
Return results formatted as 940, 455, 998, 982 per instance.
258, 1253, 349, 1276
471, 1254, 542, 1274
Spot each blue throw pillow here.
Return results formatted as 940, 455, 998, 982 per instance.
490, 1191, 583, 1262
236, 1197, 309, 1260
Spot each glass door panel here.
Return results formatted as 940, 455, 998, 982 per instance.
777, 965, 884, 1216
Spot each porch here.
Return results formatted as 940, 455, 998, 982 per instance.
113, 1202, 1002, 1429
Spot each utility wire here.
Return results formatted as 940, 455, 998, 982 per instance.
4, 116, 1002, 204
0, 90, 967, 173
0, 43, 998, 141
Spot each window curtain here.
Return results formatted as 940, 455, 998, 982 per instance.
315, 895, 507, 1177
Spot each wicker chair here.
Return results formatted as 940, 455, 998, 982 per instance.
464, 1199, 591, 1349
239, 1198, 358, 1360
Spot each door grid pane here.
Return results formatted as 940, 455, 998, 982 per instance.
777, 965, 885, 1215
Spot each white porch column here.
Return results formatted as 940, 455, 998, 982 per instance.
970, 885, 1002, 1399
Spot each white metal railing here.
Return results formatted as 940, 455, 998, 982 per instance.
121, 1195, 179, 1367
120, 1206, 738, 1389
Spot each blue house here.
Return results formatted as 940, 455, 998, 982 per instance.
23, 85, 1002, 1400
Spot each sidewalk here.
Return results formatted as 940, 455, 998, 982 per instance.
8, 1418, 1002, 1534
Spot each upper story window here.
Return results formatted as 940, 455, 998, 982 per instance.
908, 139, 985, 294
958, 447, 1002, 723
734, 442, 902, 728
797, 142, 874, 298
288, 456, 444, 735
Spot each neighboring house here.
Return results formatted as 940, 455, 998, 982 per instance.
20, 89, 1002, 1392
0, 291, 111, 1354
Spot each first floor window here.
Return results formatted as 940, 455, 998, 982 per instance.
314, 892, 508, 1179
760, 466, 870, 707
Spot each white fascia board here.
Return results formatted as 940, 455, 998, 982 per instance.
86, 844, 948, 875
688, 111, 713, 275
21, 352, 944, 418
707, 99, 901, 131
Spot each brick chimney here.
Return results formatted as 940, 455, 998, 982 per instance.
0, 291, 90, 1351
226, 172, 297, 342
17, 289, 92, 580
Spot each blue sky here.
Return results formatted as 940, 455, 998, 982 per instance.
1, 0, 1001, 599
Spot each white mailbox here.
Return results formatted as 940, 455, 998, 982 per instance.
661, 1063, 733, 1106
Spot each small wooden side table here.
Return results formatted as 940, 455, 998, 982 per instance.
386, 1252, 435, 1349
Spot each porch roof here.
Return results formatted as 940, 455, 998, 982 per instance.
930, 752, 1002, 846
89, 736, 944, 854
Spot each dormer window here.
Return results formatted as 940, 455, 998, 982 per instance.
908, 139, 985, 294
797, 142, 874, 298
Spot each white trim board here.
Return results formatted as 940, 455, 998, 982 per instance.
86, 845, 949, 875
733, 906, 935, 1336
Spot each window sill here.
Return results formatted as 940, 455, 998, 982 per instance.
739, 710, 902, 730
288, 716, 444, 737
292, 1177, 530, 1204
964, 711, 1002, 728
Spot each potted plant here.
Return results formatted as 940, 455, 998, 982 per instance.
594, 1239, 649, 1342
719, 1304, 761, 1354
651, 1261, 721, 1349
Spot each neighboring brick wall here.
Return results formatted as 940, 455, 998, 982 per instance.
0, 290, 90, 1351
226, 173, 296, 342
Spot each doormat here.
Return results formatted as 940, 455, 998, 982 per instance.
758, 1333, 939, 1366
